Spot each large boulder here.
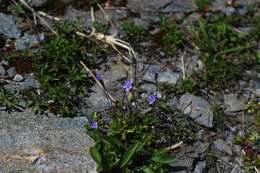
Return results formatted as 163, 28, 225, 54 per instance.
0, 110, 97, 173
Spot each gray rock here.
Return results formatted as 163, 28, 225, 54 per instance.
235, 0, 260, 5
7, 67, 16, 78
167, 97, 179, 110
143, 65, 161, 82
127, 0, 169, 13
194, 161, 206, 173
223, 7, 236, 15
0, 13, 21, 39
131, 18, 150, 30
213, 139, 233, 155
162, 0, 197, 13
224, 94, 246, 112
25, 0, 48, 7
0, 65, 5, 76
101, 62, 129, 88
4, 73, 39, 92
230, 167, 243, 173
158, 70, 180, 84
15, 33, 45, 50
0, 60, 9, 66
140, 83, 156, 93
238, 27, 251, 33
0, 110, 97, 173
65, 6, 128, 27
83, 85, 110, 113
212, 0, 260, 12
13, 74, 24, 82
250, 79, 260, 97
143, 65, 180, 84
185, 55, 204, 76
193, 141, 209, 156
126, 0, 166, 23
179, 94, 214, 128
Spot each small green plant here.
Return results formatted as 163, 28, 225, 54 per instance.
189, 14, 258, 90
235, 99, 260, 172
212, 104, 225, 131
86, 77, 197, 172
195, 0, 211, 11
31, 20, 94, 116
7, 3, 25, 16
86, 103, 196, 173
121, 21, 146, 43
199, 54, 241, 90
86, 111, 175, 173
89, 0, 102, 6
158, 78, 200, 97
160, 17, 183, 55
251, 14, 260, 40
192, 17, 256, 64
0, 88, 19, 110
92, 21, 107, 33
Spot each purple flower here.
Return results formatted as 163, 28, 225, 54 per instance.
147, 94, 157, 105
123, 80, 133, 92
88, 119, 98, 129
95, 73, 102, 81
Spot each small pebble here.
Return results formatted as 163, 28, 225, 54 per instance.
13, 74, 24, 82
0, 65, 5, 76
0, 60, 9, 66
7, 67, 16, 78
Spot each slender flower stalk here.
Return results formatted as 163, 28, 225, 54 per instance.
155, 73, 159, 106
122, 79, 134, 112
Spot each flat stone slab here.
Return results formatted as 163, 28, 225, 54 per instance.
179, 94, 214, 128
0, 13, 21, 39
0, 110, 97, 173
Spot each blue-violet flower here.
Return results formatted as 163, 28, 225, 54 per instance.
147, 94, 157, 105
95, 73, 102, 81
123, 80, 133, 92
88, 119, 98, 129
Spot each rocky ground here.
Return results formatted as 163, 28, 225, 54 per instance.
0, 0, 260, 173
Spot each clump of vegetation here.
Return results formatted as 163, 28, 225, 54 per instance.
193, 17, 256, 65
7, 3, 25, 16
251, 15, 260, 40
121, 21, 147, 43
195, 0, 211, 11
189, 13, 258, 91
0, 88, 20, 111
30, 20, 97, 116
86, 76, 197, 173
235, 99, 260, 172
212, 104, 225, 131
158, 77, 200, 97
198, 54, 241, 91
92, 21, 108, 33
160, 17, 183, 56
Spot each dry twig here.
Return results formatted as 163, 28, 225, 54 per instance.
16, 0, 58, 35
80, 61, 116, 103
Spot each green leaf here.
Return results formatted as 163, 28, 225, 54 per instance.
90, 145, 102, 166
142, 167, 155, 173
120, 141, 142, 168
152, 151, 176, 164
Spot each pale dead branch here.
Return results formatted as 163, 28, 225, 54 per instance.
80, 61, 116, 103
